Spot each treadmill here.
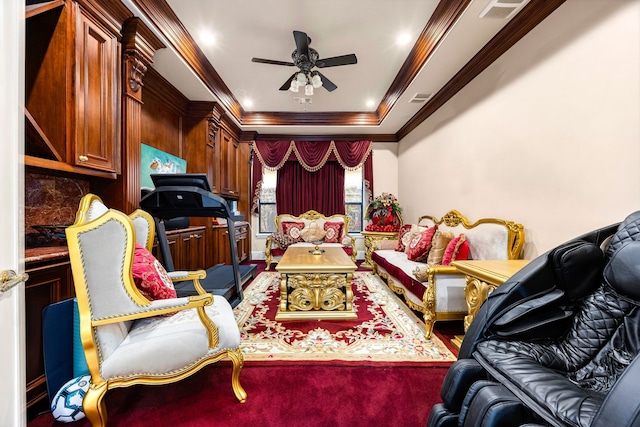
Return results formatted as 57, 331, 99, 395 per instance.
140, 173, 255, 307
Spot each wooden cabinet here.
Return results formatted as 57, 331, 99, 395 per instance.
72, 3, 121, 173
220, 128, 240, 199
211, 222, 250, 265
160, 227, 206, 271
25, 0, 123, 178
24, 256, 74, 417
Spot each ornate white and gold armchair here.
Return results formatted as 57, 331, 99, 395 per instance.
65, 194, 246, 426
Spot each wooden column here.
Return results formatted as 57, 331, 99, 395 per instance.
103, 17, 165, 213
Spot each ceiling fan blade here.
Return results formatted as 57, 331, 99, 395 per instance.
279, 73, 297, 91
293, 30, 310, 59
316, 54, 358, 68
316, 71, 337, 92
252, 57, 295, 66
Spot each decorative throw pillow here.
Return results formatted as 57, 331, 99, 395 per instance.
324, 221, 344, 243
441, 234, 471, 266
300, 222, 327, 242
427, 230, 455, 266
407, 226, 438, 262
281, 221, 305, 243
131, 243, 177, 301
413, 265, 430, 282
270, 231, 295, 249
395, 224, 414, 252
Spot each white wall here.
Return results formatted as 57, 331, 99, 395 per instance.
250, 142, 399, 259
398, 0, 640, 259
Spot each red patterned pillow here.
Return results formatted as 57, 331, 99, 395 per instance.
324, 221, 344, 243
395, 224, 413, 252
281, 221, 305, 243
406, 226, 438, 262
131, 243, 177, 300
441, 234, 470, 266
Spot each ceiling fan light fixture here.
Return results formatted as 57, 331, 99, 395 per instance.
296, 72, 307, 85
311, 74, 322, 88
305, 84, 314, 96
290, 80, 300, 92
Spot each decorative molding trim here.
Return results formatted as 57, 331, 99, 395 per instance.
132, 0, 565, 137
397, 0, 566, 140
125, 54, 147, 93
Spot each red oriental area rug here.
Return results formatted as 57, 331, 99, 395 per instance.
234, 272, 457, 365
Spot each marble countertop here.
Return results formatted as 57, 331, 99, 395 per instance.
25, 246, 69, 264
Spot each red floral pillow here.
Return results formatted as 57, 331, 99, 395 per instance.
406, 226, 438, 262
281, 221, 305, 243
324, 221, 344, 243
441, 234, 471, 266
131, 243, 177, 301
395, 224, 413, 252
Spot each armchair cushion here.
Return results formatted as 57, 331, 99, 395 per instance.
324, 221, 344, 243
131, 243, 177, 301
101, 296, 240, 379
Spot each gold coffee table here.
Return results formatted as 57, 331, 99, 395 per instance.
275, 246, 357, 320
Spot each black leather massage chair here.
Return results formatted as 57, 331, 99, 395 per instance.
428, 211, 640, 427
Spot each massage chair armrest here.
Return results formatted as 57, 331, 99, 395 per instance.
592, 353, 640, 427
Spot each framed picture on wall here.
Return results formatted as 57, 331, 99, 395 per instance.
140, 143, 187, 189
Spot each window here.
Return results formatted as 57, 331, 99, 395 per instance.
258, 167, 365, 234
258, 169, 277, 233
344, 168, 364, 233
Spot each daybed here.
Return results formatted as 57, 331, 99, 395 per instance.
265, 210, 357, 270
371, 210, 525, 338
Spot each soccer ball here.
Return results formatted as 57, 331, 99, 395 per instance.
51, 375, 91, 423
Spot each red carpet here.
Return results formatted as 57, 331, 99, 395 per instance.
29, 363, 448, 427
29, 261, 460, 426
236, 272, 456, 365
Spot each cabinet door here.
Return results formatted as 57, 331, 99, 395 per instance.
25, 262, 73, 414
161, 233, 181, 270
220, 129, 239, 199
73, 5, 120, 173
182, 229, 205, 270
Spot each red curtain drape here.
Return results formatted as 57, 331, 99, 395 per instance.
251, 140, 373, 214
276, 161, 345, 216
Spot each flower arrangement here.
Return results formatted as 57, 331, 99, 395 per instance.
365, 193, 403, 232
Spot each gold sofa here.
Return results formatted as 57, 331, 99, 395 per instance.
265, 210, 357, 270
371, 210, 525, 338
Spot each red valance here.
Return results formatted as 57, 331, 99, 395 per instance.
252, 140, 371, 172
251, 140, 374, 215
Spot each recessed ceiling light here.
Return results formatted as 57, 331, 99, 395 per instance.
396, 33, 412, 46
366, 99, 375, 108
198, 30, 215, 47
243, 98, 253, 108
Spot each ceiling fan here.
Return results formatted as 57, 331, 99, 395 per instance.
251, 30, 358, 94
